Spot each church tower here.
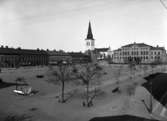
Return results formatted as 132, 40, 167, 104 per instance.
85, 21, 95, 51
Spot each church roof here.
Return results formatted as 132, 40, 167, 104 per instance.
85, 21, 94, 40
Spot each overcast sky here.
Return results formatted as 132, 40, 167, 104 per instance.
0, 0, 167, 51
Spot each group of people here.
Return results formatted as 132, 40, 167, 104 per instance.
82, 100, 93, 107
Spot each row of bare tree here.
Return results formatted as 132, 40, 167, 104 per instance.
48, 62, 104, 107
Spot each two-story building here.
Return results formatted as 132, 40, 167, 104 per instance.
112, 43, 167, 64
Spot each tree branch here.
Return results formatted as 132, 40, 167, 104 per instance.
160, 0, 167, 9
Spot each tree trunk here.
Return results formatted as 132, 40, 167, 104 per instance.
130, 68, 133, 80
61, 80, 65, 103
152, 67, 153, 74
86, 83, 89, 107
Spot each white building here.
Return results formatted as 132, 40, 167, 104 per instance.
112, 43, 167, 64
84, 22, 110, 61
94, 47, 111, 60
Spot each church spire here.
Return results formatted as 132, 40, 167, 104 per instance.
86, 21, 94, 40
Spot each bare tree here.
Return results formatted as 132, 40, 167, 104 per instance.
74, 63, 103, 107
128, 57, 141, 79
150, 64, 156, 74
128, 61, 136, 80
150, 59, 160, 74
160, 0, 167, 10
48, 61, 73, 103
142, 65, 148, 76
113, 64, 122, 92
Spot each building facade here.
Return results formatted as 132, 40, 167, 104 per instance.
84, 22, 111, 62
47, 51, 72, 65
94, 47, 111, 60
0, 46, 48, 68
47, 50, 91, 65
112, 43, 167, 64
68, 52, 91, 63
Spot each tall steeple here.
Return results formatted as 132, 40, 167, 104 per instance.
85, 21, 95, 51
86, 21, 94, 40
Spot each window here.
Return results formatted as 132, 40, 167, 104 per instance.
87, 42, 90, 46
91, 41, 94, 46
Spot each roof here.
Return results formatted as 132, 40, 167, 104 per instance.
47, 51, 70, 56
89, 115, 159, 121
0, 47, 48, 55
121, 43, 165, 51
143, 73, 167, 107
151, 47, 165, 50
94, 48, 110, 52
68, 52, 89, 57
122, 43, 153, 48
85, 21, 94, 40
114, 48, 121, 52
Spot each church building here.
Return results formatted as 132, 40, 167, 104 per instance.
85, 21, 110, 60
85, 21, 95, 51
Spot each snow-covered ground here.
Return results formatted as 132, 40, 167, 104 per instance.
0, 64, 166, 121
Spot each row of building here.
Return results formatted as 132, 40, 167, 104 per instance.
84, 22, 167, 64
91, 43, 167, 64
0, 46, 91, 68
0, 22, 105, 68
0, 22, 166, 68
